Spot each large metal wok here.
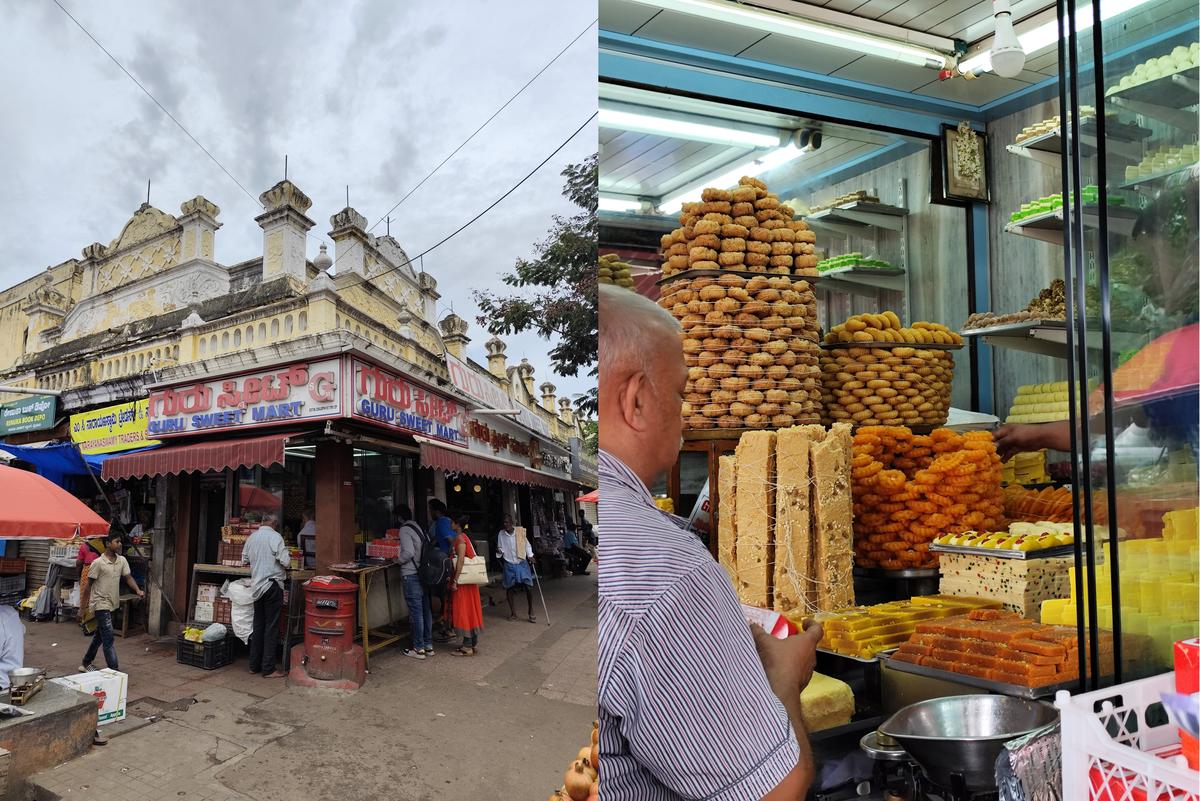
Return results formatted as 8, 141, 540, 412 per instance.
878, 694, 1059, 792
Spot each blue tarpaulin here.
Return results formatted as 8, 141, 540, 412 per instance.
0, 442, 158, 488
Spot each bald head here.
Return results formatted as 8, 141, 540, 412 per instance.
599, 283, 681, 387
599, 284, 686, 485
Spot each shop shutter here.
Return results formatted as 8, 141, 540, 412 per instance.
20, 540, 50, 590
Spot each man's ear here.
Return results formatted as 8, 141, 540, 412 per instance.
619, 372, 650, 433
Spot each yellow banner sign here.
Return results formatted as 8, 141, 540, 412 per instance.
70, 400, 161, 455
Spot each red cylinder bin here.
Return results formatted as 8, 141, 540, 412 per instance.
303, 576, 357, 656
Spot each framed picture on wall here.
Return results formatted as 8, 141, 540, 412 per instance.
934, 121, 990, 204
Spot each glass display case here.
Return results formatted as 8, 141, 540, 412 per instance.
1059, 0, 1198, 686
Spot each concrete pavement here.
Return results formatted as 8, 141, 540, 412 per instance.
23, 572, 597, 801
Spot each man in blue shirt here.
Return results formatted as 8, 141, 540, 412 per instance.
427, 499, 456, 642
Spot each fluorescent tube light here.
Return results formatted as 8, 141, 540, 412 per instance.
599, 196, 644, 213
598, 108, 781, 148
624, 0, 948, 69
959, 0, 1156, 74
659, 145, 804, 214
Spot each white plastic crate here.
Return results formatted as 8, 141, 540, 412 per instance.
1057, 673, 1199, 801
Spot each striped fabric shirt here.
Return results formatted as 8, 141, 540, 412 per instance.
598, 450, 799, 801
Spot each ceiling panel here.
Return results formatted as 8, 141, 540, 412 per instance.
824, 0, 873, 13
913, 71, 1031, 103
1025, 50, 1060, 74
830, 55, 940, 91
878, 0, 958, 27
637, 9, 770, 55
737, 31, 863, 73
924, 0, 992, 36
599, 0, 660, 35
849, 0, 916, 19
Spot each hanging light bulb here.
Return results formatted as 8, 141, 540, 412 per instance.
989, 0, 1026, 78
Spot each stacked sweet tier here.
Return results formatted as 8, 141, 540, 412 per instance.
1125, 142, 1200, 181
1012, 107, 1095, 143
1003, 485, 1074, 522
808, 189, 879, 213
963, 279, 1067, 329
939, 552, 1073, 619
814, 595, 1000, 659
1105, 43, 1199, 96
1042, 508, 1198, 672
1007, 381, 1070, 423
597, 252, 633, 289
660, 273, 822, 430
851, 427, 1005, 569
892, 608, 1113, 687
658, 176, 818, 279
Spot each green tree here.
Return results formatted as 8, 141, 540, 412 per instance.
474, 154, 598, 415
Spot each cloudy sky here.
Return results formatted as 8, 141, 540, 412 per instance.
0, 0, 597, 404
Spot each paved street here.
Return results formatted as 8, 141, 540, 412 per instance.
23, 573, 597, 801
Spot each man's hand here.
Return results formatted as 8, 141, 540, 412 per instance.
751, 620, 823, 700
136, 589, 145, 600
993, 421, 1072, 460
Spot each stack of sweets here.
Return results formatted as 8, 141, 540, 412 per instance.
598, 252, 634, 289
659, 176, 818, 279
939, 553, 1072, 619
658, 177, 824, 430
816, 595, 1001, 658
892, 608, 1113, 687
852, 427, 1005, 569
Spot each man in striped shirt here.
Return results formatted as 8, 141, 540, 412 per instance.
598, 285, 821, 800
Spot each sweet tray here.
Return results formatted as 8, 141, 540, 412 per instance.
929, 542, 1075, 560
960, 318, 1066, 337
820, 340, 962, 351
817, 646, 884, 664
657, 268, 820, 286
879, 649, 1080, 700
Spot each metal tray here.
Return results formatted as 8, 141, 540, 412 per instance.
853, 566, 940, 580
1107, 66, 1199, 108
929, 543, 1075, 560
819, 340, 962, 351
818, 646, 883, 664
656, 268, 821, 286
960, 318, 1066, 337
879, 651, 1078, 700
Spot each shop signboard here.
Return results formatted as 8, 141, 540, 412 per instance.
0, 395, 57, 436
444, 352, 551, 438
70, 399, 161, 454
350, 358, 465, 445
146, 358, 342, 437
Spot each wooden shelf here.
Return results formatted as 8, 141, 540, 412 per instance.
1004, 204, 1138, 245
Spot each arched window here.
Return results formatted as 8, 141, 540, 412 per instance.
209, 335, 218, 353
298, 311, 308, 331
284, 315, 293, 336
199, 339, 207, 356
246, 327, 254, 345
222, 332, 230, 351
271, 319, 279, 338
233, 329, 242, 347
257, 323, 266, 341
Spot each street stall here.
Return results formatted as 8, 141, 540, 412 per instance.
599, 0, 1198, 796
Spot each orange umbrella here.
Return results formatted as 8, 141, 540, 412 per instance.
577, 489, 598, 503
1090, 323, 1200, 414
0, 464, 109, 538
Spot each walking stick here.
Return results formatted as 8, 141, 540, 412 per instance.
530, 561, 551, 627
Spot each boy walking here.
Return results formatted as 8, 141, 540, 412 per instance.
78, 533, 143, 672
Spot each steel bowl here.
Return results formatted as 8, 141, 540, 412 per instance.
878, 694, 1059, 792
8, 668, 43, 688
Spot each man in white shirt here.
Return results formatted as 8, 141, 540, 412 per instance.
0, 602, 25, 691
496, 515, 536, 623
296, 508, 317, 570
241, 513, 290, 678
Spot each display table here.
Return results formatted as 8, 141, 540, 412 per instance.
328, 562, 403, 669
187, 564, 315, 672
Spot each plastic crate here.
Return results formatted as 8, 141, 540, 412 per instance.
49, 545, 77, 561
176, 634, 234, 670
0, 575, 25, 596
366, 540, 400, 559
0, 557, 26, 576
1057, 673, 1199, 801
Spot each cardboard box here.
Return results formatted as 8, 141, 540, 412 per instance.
51, 669, 128, 726
194, 601, 214, 623
196, 583, 219, 603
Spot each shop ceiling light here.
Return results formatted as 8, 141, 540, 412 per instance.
659, 145, 804, 214
624, 0, 948, 69
599, 196, 644, 213
598, 108, 781, 148
959, 0, 1155, 74
989, 0, 1026, 78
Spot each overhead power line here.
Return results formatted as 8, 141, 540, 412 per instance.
52, 0, 260, 208
370, 110, 597, 285
328, 17, 597, 271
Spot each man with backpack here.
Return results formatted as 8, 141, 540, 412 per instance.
428, 499, 457, 642
396, 505, 435, 659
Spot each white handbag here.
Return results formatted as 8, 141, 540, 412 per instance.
457, 555, 490, 586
